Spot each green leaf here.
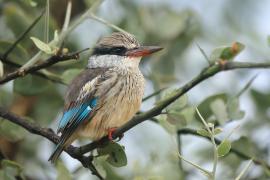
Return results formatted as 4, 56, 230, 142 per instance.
250, 89, 270, 113
56, 161, 72, 180
62, 69, 81, 84
196, 93, 227, 123
30, 37, 53, 54
14, 75, 50, 96
210, 98, 228, 125
1, 160, 24, 180
179, 106, 195, 124
0, 89, 13, 106
157, 115, 176, 134
92, 158, 107, 178
27, 0, 38, 7
166, 110, 187, 127
197, 129, 211, 137
232, 137, 254, 157
0, 41, 29, 64
217, 139, 231, 157
4, 4, 32, 37
0, 120, 27, 141
227, 98, 245, 120
213, 127, 223, 135
157, 89, 188, 111
209, 42, 245, 62
268, 35, 270, 47
98, 142, 127, 167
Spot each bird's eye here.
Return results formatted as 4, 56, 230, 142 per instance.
112, 47, 126, 54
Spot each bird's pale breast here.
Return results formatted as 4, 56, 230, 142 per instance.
78, 67, 145, 140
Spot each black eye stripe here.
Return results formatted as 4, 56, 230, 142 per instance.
92, 46, 127, 56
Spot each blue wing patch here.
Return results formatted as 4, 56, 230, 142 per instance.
57, 97, 98, 133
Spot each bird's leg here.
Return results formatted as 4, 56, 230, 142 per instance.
107, 127, 124, 141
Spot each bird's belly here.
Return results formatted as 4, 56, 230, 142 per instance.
78, 85, 143, 140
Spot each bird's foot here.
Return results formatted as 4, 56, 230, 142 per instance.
107, 127, 124, 142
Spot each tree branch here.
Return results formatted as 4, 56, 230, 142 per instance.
77, 60, 270, 154
0, 55, 66, 84
0, 107, 104, 179
1, 60, 270, 179
0, 48, 89, 84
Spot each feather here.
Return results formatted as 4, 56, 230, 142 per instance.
49, 98, 98, 163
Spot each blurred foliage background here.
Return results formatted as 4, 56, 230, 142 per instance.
0, 0, 270, 179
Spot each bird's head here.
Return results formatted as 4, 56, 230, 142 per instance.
88, 32, 163, 68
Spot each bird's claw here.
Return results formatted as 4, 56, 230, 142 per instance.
107, 127, 124, 142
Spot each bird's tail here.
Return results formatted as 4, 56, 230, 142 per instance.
48, 144, 64, 163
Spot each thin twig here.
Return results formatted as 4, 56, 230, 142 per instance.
88, 13, 127, 33
0, 51, 81, 84
235, 160, 253, 180
178, 153, 211, 177
196, 42, 211, 65
142, 87, 167, 101
177, 128, 270, 170
62, 1, 72, 33
2, 10, 45, 59
44, 0, 50, 43
196, 108, 218, 180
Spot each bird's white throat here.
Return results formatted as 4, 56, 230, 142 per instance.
88, 55, 141, 69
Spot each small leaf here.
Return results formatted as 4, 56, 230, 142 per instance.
0, 60, 3, 77
166, 110, 187, 126
0, 41, 29, 64
213, 127, 223, 135
209, 42, 245, 62
157, 89, 188, 111
197, 129, 211, 137
179, 106, 195, 124
157, 115, 176, 134
92, 158, 107, 178
220, 42, 245, 60
14, 75, 50, 96
26, 0, 37, 7
196, 93, 227, 123
0, 120, 27, 141
210, 98, 228, 125
232, 137, 254, 157
30, 37, 53, 54
227, 98, 245, 120
267, 35, 270, 47
1, 159, 24, 179
98, 142, 127, 167
62, 69, 81, 84
207, 123, 214, 128
56, 161, 72, 180
217, 139, 231, 157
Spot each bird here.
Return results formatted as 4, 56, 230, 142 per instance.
48, 32, 163, 163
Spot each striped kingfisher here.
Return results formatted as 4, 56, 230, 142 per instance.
49, 32, 162, 162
